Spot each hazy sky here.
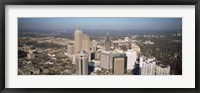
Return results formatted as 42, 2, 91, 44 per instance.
18, 17, 182, 32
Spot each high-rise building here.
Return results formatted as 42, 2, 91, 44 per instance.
91, 40, 97, 52
100, 51, 113, 70
112, 53, 127, 75
76, 49, 88, 75
125, 49, 137, 70
156, 64, 170, 75
82, 35, 91, 61
67, 43, 74, 55
141, 57, 156, 75
74, 26, 83, 54
104, 32, 111, 51
113, 58, 125, 75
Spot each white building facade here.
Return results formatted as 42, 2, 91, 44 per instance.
141, 57, 156, 75
125, 49, 137, 70
100, 51, 113, 70
76, 49, 88, 75
156, 64, 170, 75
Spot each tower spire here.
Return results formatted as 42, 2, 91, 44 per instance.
104, 32, 111, 51
106, 32, 109, 35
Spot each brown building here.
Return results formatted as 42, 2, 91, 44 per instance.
113, 58, 125, 75
112, 53, 127, 75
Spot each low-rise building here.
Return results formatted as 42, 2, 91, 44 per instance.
156, 64, 170, 75
141, 56, 156, 75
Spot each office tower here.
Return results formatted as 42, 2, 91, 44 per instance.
74, 25, 83, 54
27, 50, 35, 59
67, 43, 74, 55
125, 49, 137, 70
91, 40, 97, 52
112, 53, 127, 75
141, 57, 156, 75
82, 35, 91, 61
100, 51, 113, 70
113, 58, 125, 75
76, 49, 88, 75
156, 64, 170, 75
104, 32, 111, 51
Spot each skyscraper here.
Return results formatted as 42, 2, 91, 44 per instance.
112, 53, 127, 75
91, 40, 97, 52
74, 25, 83, 54
82, 35, 91, 61
76, 49, 88, 75
113, 58, 125, 75
104, 32, 112, 51
125, 49, 137, 71
100, 51, 113, 70
67, 43, 74, 55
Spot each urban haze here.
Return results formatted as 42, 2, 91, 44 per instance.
18, 17, 182, 75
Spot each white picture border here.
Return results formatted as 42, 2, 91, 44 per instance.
5, 5, 195, 88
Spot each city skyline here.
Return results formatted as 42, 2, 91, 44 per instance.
18, 17, 182, 75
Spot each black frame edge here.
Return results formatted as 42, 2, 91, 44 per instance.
0, 0, 200, 93
0, 0, 5, 93
196, 1, 200, 91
